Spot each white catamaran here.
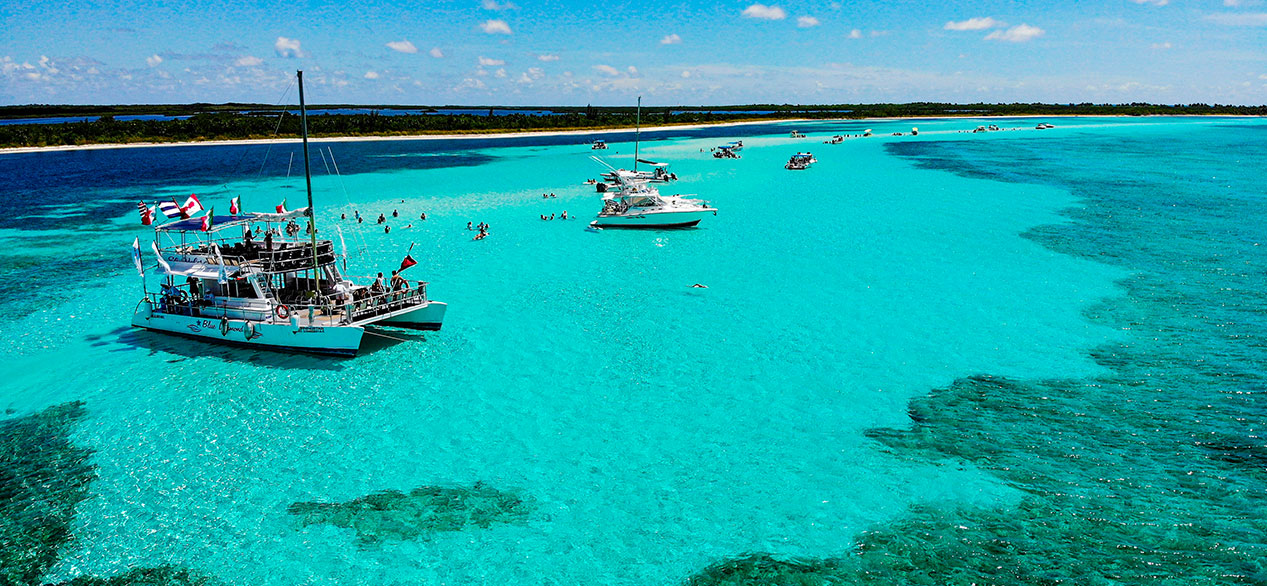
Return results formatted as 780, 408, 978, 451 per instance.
130, 71, 446, 356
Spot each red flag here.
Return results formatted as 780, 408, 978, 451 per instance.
137, 201, 155, 225
398, 254, 417, 272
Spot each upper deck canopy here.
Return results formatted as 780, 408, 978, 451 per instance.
155, 208, 312, 233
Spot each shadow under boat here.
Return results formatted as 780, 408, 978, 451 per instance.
112, 325, 429, 370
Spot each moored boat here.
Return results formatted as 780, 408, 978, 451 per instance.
129, 71, 446, 356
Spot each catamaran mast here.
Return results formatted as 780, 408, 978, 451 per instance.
297, 70, 321, 294
633, 96, 641, 172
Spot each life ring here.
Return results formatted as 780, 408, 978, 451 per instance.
275, 304, 291, 320
219, 316, 230, 336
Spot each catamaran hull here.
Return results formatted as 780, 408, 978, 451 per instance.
592, 209, 715, 229
131, 301, 364, 356
375, 301, 447, 331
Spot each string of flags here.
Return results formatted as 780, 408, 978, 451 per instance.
136, 194, 292, 227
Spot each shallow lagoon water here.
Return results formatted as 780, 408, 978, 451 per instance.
1, 116, 1263, 584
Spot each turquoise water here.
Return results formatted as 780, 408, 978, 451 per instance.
1, 116, 1264, 584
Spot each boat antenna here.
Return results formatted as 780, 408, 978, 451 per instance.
298, 70, 321, 295
633, 95, 641, 172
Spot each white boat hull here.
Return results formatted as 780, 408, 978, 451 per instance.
366, 301, 447, 331
592, 208, 716, 228
131, 300, 365, 356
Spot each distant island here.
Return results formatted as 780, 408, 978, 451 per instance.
1, 102, 1263, 149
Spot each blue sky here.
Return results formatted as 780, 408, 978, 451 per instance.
1, 0, 1265, 105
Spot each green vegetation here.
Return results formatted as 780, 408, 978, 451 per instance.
287, 483, 535, 544
1, 102, 1263, 149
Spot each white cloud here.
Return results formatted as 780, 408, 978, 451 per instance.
848, 29, 862, 38
1205, 12, 1267, 25
538, 54, 560, 61
495, 68, 507, 78
275, 37, 306, 58
146, 54, 162, 67
386, 40, 418, 53
364, 71, 379, 79
797, 16, 820, 27
944, 17, 1003, 30
478, 56, 505, 66
1151, 41, 1173, 49
681, 70, 691, 78
481, 0, 518, 10
456, 77, 487, 90
594, 64, 620, 76
517, 67, 544, 83
481, 19, 512, 34
661, 33, 682, 44
430, 47, 445, 58
984, 24, 1044, 42
235, 56, 263, 66
1129, 0, 1168, 5
627, 66, 638, 75
742, 4, 786, 20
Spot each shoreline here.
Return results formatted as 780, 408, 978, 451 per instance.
0, 113, 1256, 155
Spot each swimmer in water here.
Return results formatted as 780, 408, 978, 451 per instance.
691, 284, 708, 288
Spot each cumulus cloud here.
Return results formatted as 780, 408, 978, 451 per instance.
364, 71, 379, 79
944, 17, 1003, 30
481, 19, 512, 34
984, 24, 1044, 42
797, 16, 820, 27
742, 4, 786, 20
430, 47, 445, 58
235, 56, 263, 66
274, 37, 306, 58
681, 70, 691, 78
661, 33, 682, 44
481, 0, 518, 10
627, 65, 638, 75
478, 56, 505, 66
517, 67, 544, 83
386, 40, 418, 53
594, 64, 620, 76
146, 54, 162, 67
1205, 12, 1267, 25
456, 77, 487, 90
538, 53, 560, 61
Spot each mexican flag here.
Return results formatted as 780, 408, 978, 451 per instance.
229, 196, 242, 215
276, 198, 288, 213
200, 208, 214, 232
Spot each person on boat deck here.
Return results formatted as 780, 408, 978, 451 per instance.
263, 231, 273, 251
186, 276, 202, 301
242, 228, 254, 250
390, 270, 409, 291
372, 272, 386, 294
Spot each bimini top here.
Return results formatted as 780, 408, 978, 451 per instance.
155, 208, 312, 232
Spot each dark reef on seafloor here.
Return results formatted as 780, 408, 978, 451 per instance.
287, 483, 535, 544
0, 402, 215, 586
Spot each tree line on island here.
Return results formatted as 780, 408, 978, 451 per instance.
1, 102, 1263, 148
